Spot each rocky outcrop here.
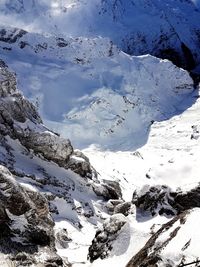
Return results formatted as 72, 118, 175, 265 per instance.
105, 199, 132, 216
88, 214, 127, 262
0, 60, 73, 165
93, 179, 122, 200
0, 28, 26, 44
114, 201, 132, 216
0, 165, 65, 266
133, 184, 200, 217
66, 150, 97, 179
126, 211, 187, 267
23, 131, 73, 166
0, 58, 108, 266
0, 60, 98, 180
132, 185, 176, 216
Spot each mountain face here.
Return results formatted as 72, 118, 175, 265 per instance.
0, 0, 200, 72
0, 60, 122, 266
0, 26, 194, 149
0, 1, 200, 267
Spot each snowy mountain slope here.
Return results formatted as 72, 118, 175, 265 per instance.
126, 209, 200, 267
0, 25, 194, 149
1, 53, 199, 267
81, 85, 200, 266
0, 59, 128, 266
83, 86, 200, 266
0, 1, 200, 267
0, 0, 200, 71
84, 88, 200, 200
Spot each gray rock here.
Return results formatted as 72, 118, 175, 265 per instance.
93, 180, 122, 200
0, 60, 97, 181
66, 151, 97, 179
105, 199, 124, 214
24, 131, 73, 166
56, 228, 72, 249
114, 202, 132, 216
0, 59, 100, 267
133, 184, 200, 217
0, 165, 59, 265
88, 214, 127, 262
103, 180, 122, 199
133, 185, 175, 217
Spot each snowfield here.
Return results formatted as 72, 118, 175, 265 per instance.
0, 1, 200, 267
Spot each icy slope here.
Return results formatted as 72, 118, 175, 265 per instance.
1, 56, 199, 267
0, 26, 194, 149
0, 0, 200, 70
84, 87, 200, 201
0, 1, 200, 266
126, 208, 200, 267
83, 86, 200, 266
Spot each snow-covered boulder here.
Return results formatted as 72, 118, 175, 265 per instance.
133, 184, 200, 217
88, 214, 128, 262
66, 150, 97, 178
24, 131, 73, 165
93, 179, 122, 200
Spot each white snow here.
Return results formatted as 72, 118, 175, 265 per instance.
0, 1, 200, 266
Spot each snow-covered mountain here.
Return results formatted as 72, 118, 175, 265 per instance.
0, 0, 200, 72
0, 26, 195, 149
0, 0, 200, 267
0, 59, 126, 266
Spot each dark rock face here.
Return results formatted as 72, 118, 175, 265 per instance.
0, 165, 64, 266
133, 185, 176, 217
0, 60, 98, 180
93, 180, 122, 200
114, 201, 132, 216
0, 28, 27, 44
0, 59, 100, 266
88, 214, 127, 262
133, 184, 200, 217
154, 42, 196, 72
66, 150, 97, 179
0, 166, 31, 216
172, 186, 200, 213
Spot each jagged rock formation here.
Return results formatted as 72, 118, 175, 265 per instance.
0, 165, 65, 266
133, 184, 200, 217
0, 59, 96, 178
88, 214, 128, 262
0, 59, 117, 266
0, 1, 199, 266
